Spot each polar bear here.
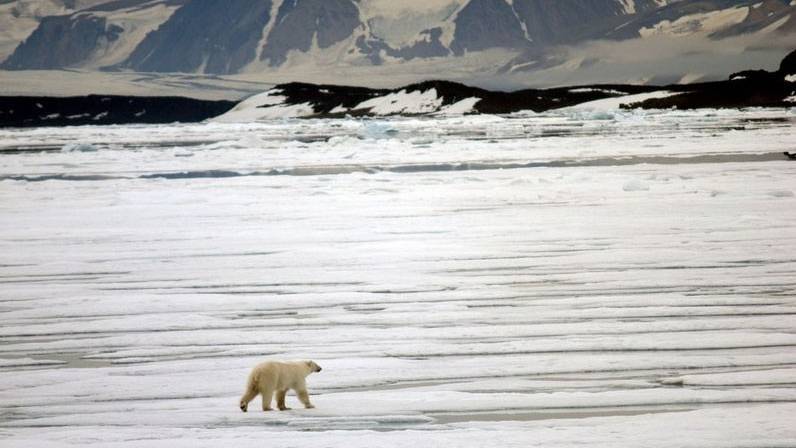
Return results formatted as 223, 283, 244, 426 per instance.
239, 360, 322, 412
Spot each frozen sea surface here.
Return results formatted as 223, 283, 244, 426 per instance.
1, 108, 796, 447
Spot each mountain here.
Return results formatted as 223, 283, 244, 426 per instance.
120, 1, 271, 74
261, 0, 362, 67
0, 0, 187, 70
1, 0, 794, 88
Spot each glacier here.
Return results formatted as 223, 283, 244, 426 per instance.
1, 107, 796, 447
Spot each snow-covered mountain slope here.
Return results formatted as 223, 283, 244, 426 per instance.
0, 0, 118, 61
0, 0, 185, 70
607, 0, 796, 40
0, 0, 793, 84
119, 1, 272, 74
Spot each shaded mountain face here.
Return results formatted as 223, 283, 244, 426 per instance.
449, 0, 530, 55
0, 0, 188, 70
604, 0, 796, 40
260, 0, 361, 66
0, 14, 122, 70
1, 0, 794, 78
121, 0, 273, 74
508, 0, 662, 43
450, 0, 660, 51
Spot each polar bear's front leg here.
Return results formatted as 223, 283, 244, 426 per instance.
297, 389, 314, 409
260, 386, 275, 411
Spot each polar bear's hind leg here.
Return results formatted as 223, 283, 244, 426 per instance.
239, 377, 259, 412
277, 389, 291, 411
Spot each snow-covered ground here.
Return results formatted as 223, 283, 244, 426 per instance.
1, 107, 796, 447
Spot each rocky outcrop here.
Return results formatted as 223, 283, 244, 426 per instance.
780, 48, 796, 75
213, 49, 796, 121
211, 80, 659, 122
630, 49, 796, 109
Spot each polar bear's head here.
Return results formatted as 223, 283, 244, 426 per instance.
306, 360, 322, 373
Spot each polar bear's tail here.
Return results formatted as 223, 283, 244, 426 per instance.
239, 371, 259, 412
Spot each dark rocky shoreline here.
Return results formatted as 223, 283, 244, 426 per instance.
632, 49, 796, 110
0, 95, 235, 128
1, 49, 793, 127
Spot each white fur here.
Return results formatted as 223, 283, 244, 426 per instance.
239, 360, 322, 412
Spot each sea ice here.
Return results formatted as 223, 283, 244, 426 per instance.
0, 107, 795, 447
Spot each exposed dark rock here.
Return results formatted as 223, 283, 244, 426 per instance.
266, 79, 657, 117
450, 0, 530, 55
356, 28, 451, 64
709, 0, 795, 39
630, 49, 796, 109
603, 0, 743, 40
2, 0, 793, 75
780, 49, 796, 75
631, 79, 789, 109
266, 82, 390, 115
260, 0, 360, 67
390, 29, 450, 60
1, 15, 122, 70
0, 95, 234, 128
475, 84, 656, 114
120, 0, 272, 74
510, 0, 627, 45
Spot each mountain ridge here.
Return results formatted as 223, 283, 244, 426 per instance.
1, 0, 793, 84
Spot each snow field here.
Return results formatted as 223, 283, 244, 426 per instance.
1, 107, 795, 446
